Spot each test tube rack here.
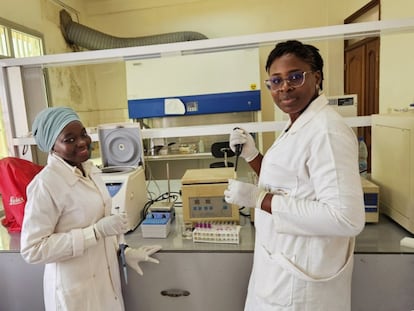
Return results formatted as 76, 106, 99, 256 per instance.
192, 222, 241, 244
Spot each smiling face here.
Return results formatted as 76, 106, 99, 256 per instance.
52, 120, 92, 168
267, 53, 321, 123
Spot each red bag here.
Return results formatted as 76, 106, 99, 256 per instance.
0, 157, 43, 232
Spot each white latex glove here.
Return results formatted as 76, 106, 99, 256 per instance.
125, 245, 162, 276
93, 213, 128, 239
229, 128, 259, 162
224, 179, 267, 209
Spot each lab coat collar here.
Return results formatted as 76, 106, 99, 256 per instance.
285, 93, 328, 134
48, 153, 96, 186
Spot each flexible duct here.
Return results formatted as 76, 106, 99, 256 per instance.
59, 9, 208, 50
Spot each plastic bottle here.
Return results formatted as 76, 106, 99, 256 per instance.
198, 139, 205, 153
358, 137, 368, 177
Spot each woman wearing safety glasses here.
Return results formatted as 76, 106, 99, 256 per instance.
225, 40, 365, 310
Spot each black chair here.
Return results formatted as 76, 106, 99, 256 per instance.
210, 141, 235, 168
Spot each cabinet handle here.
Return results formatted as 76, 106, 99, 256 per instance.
160, 289, 190, 297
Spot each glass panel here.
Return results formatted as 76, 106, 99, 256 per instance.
11, 29, 43, 58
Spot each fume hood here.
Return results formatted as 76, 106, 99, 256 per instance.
126, 48, 261, 118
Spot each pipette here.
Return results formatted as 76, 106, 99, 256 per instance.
233, 127, 244, 172
115, 206, 128, 284
119, 240, 128, 284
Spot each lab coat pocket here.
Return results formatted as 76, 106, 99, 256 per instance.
272, 239, 355, 284
56, 278, 95, 311
254, 244, 294, 307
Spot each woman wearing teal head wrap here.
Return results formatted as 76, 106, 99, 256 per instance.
21, 106, 161, 311
32, 107, 80, 152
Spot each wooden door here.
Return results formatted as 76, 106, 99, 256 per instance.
345, 37, 380, 173
345, 43, 365, 115
365, 39, 380, 116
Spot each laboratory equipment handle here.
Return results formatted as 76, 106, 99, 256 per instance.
160, 289, 191, 297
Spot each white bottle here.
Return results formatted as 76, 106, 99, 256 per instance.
358, 137, 368, 177
198, 139, 205, 153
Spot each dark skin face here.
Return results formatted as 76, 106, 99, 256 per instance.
267, 53, 321, 124
52, 120, 92, 171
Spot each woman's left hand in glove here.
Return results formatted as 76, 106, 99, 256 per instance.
224, 179, 267, 209
125, 245, 162, 276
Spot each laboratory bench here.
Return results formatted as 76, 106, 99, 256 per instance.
0, 211, 413, 311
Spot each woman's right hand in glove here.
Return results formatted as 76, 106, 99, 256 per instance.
125, 245, 162, 276
93, 213, 128, 239
229, 128, 259, 162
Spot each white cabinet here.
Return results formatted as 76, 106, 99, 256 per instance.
1, 219, 414, 310
122, 211, 255, 310
122, 252, 253, 311
371, 113, 414, 233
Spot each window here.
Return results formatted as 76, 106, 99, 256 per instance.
11, 29, 43, 58
0, 25, 10, 57
0, 19, 44, 158
0, 19, 44, 58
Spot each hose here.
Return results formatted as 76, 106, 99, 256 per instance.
60, 9, 207, 50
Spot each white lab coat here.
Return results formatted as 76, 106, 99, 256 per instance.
245, 94, 365, 311
21, 154, 124, 311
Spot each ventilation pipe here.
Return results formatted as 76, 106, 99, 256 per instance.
59, 9, 208, 50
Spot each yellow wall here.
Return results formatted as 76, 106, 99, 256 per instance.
380, 0, 414, 112
83, 0, 348, 148
81, 0, 414, 145
87, 0, 329, 37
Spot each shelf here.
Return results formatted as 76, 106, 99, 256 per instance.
11, 116, 372, 146
145, 152, 213, 161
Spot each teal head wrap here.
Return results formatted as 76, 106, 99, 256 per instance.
32, 107, 80, 152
